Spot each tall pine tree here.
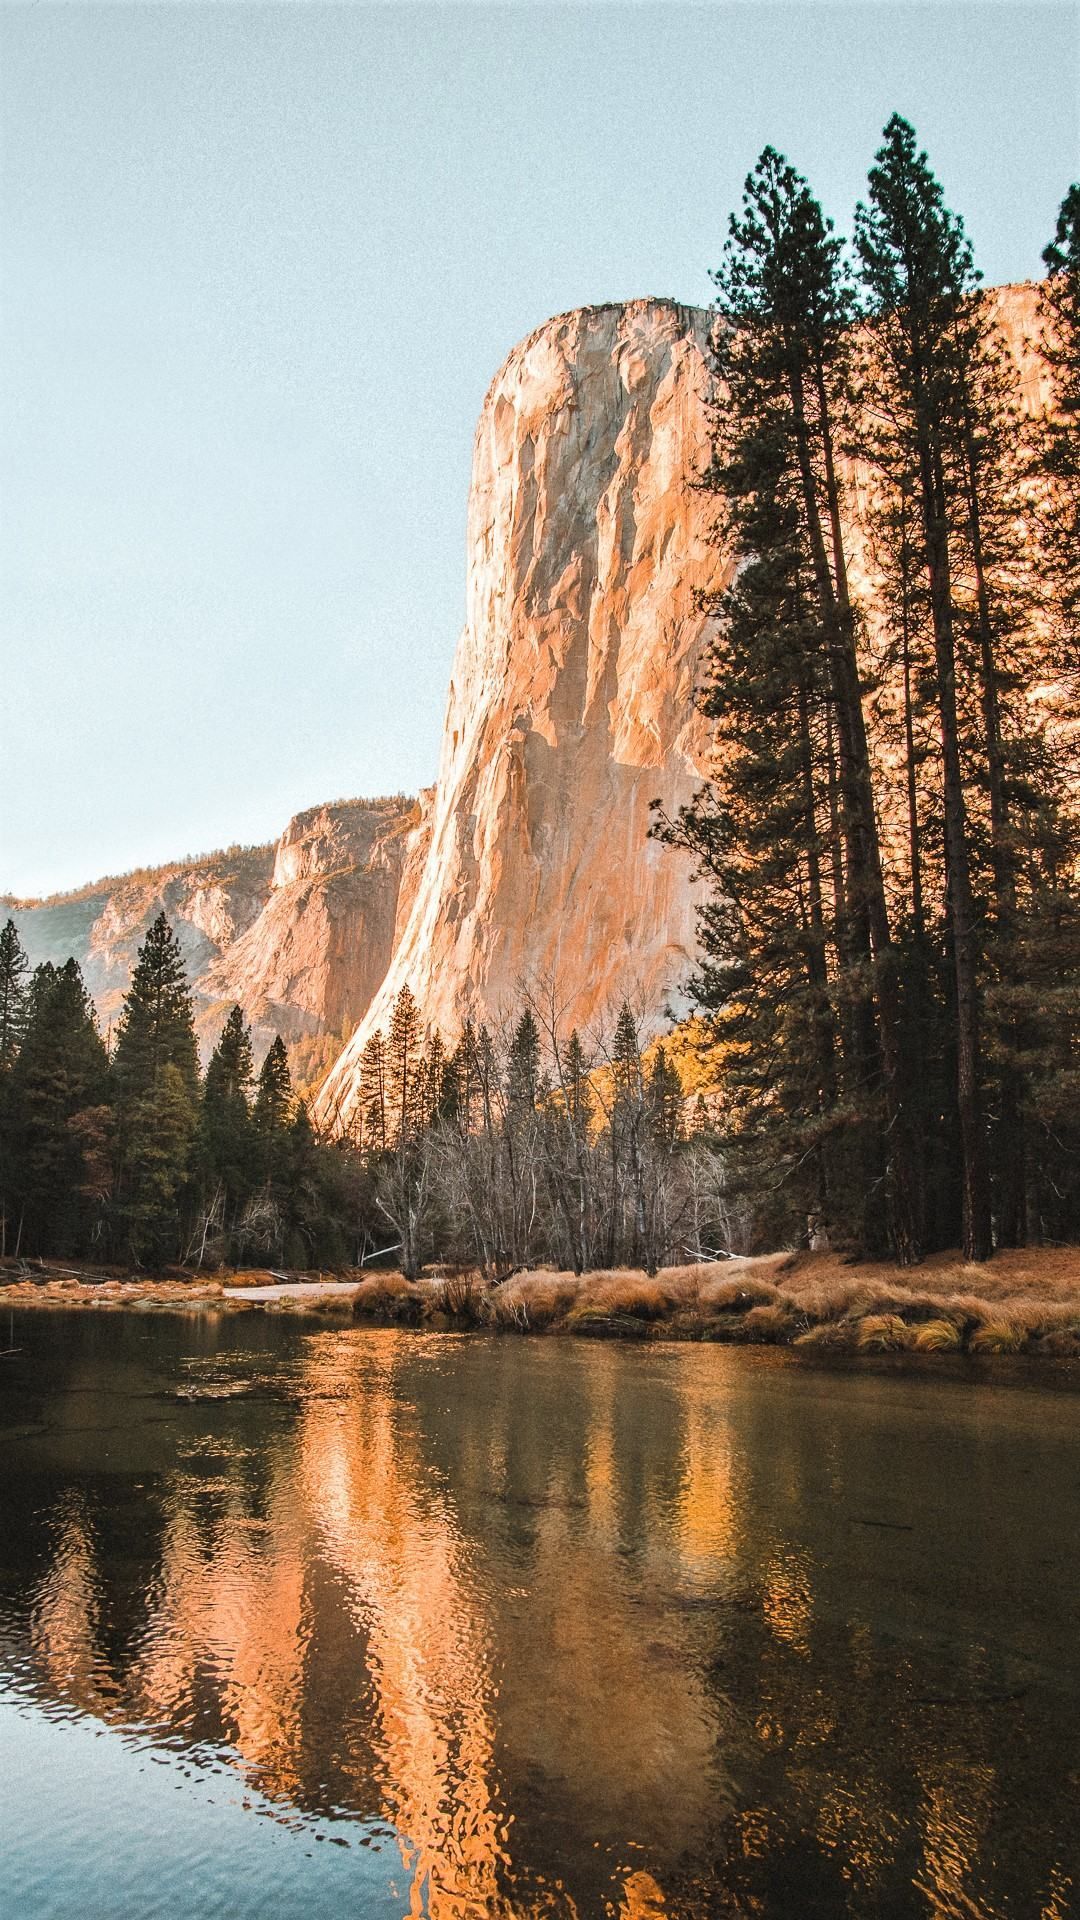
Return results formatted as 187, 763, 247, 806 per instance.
112, 914, 200, 1264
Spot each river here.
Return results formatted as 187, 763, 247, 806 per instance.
1, 1310, 1077, 1917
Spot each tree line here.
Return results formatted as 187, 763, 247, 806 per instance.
0, 915, 734, 1275
657, 115, 1080, 1263
0, 913, 361, 1269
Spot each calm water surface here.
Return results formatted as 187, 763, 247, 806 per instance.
1, 1311, 1078, 1919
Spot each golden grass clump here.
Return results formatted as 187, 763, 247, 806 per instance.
742, 1302, 794, 1342
969, 1317, 1029, 1354
352, 1271, 417, 1316
855, 1314, 915, 1352
699, 1274, 781, 1313
912, 1318, 963, 1352
484, 1271, 582, 1331
566, 1270, 679, 1321
793, 1321, 854, 1350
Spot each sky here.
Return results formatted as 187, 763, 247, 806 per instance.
2, 1, 1077, 897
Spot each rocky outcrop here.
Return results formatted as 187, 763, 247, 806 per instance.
6, 796, 416, 1063
316, 300, 727, 1130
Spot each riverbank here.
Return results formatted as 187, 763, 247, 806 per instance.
4, 1245, 1080, 1357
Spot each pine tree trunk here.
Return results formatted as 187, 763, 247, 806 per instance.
788, 355, 925, 1259
919, 426, 993, 1260
961, 410, 1025, 1244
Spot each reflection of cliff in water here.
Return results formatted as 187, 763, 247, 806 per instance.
2, 1318, 1079, 1918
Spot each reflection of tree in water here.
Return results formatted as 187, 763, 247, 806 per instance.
4, 1319, 1080, 1917
651, 1378, 1080, 1919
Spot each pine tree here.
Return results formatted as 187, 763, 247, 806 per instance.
659, 147, 923, 1256
254, 1036, 293, 1135
0, 919, 30, 1071
506, 1010, 540, 1114
647, 1046, 684, 1150
8, 959, 110, 1254
199, 1005, 255, 1238
112, 913, 199, 1099
122, 1064, 198, 1267
112, 914, 199, 1263
386, 986, 421, 1145
1039, 183, 1080, 668
0, 919, 31, 1255
854, 114, 1070, 1255
358, 1029, 388, 1152
562, 1029, 594, 1140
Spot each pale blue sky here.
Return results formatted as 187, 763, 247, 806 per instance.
3, 1, 1076, 896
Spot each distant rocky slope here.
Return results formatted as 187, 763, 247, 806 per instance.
5, 796, 417, 1067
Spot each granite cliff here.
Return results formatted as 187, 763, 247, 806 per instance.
6, 795, 416, 1070
316, 299, 726, 1130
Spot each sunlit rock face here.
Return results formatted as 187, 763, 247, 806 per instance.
202, 797, 417, 1052
6, 796, 416, 1061
317, 299, 726, 1130
316, 283, 1051, 1132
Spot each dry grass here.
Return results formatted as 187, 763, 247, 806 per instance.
856, 1313, 916, 1352
466, 1246, 1080, 1356
699, 1273, 781, 1312
425, 1270, 486, 1321
484, 1271, 583, 1331
969, 1318, 1030, 1354
10, 1243, 1078, 1357
742, 1302, 796, 1342
912, 1318, 964, 1353
352, 1271, 423, 1319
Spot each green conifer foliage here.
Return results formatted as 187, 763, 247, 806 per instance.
657, 150, 888, 1252
1039, 184, 1080, 666
507, 1010, 540, 1113
0, 919, 30, 1071
254, 1036, 293, 1135
854, 115, 1078, 1254
358, 1030, 388, 1152
387, 986, 421, 1144
112, 912, 200, 1098
0, 919, 31, 1254
199, 1006, 255, 1237
112, 914, 200, 1263
122, 1062, 197, 1267
8, 959, 109, 1254
647, 1046, 684, 1150
562, 1030, 594, 1139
